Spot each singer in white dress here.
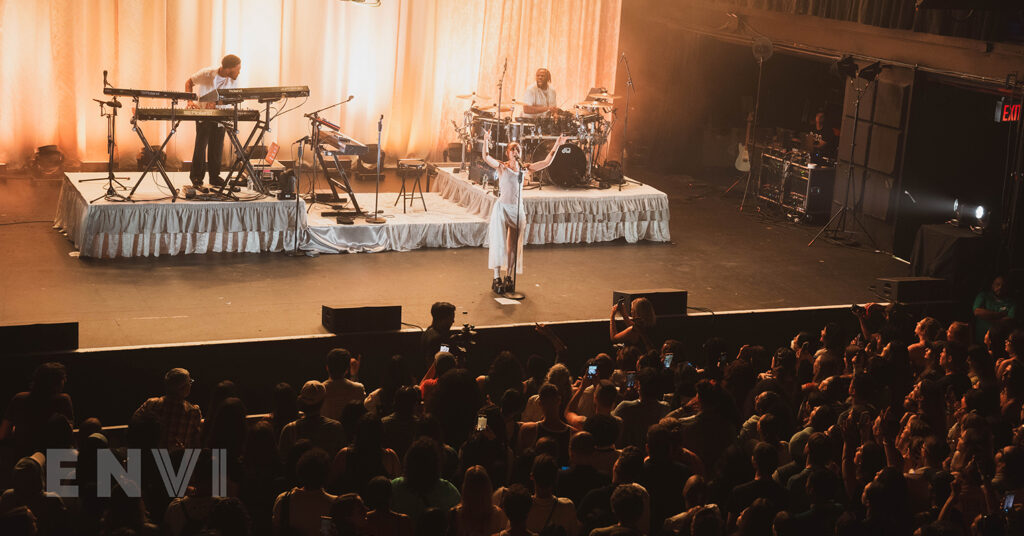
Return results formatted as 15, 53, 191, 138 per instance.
481, 129, 567, 293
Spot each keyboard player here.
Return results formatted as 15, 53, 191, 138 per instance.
185, 54, 241, 188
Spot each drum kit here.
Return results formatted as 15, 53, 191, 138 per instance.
452, 89, 619, 188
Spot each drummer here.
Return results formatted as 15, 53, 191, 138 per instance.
520, 68, 558, 119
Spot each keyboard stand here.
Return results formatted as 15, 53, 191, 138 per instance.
126, 97, 180, 202
313, 144, 363, 215
216, 102, 268, 198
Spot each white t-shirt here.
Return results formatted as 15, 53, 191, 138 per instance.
521, 84, 557, 118
189, 66, 238, 109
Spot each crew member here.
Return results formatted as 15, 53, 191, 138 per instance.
520, 68, 558, 119
808, 109, 838, 161
185, 54, 241, 188
481, 129, 567, 293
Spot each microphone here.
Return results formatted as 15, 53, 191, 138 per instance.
103, 70, 109, 88
94, 98, 121, 108
347, 95, 355, 102
378, 114, 383, 131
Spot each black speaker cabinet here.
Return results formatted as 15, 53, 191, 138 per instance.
0, 322, 78, 355
612, 289, 687, 316
876, 277, 951, 303
322, 305, 401, 334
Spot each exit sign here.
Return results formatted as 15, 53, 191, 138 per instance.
996, 101, 1021, 123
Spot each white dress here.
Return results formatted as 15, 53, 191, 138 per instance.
488, 164, 527, 273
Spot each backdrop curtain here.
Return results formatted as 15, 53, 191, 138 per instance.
0, 0, 621, 168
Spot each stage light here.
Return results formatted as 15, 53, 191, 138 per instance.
858, 62, 883, 82
972, 205, 990, 234
835, 56, 858, 79
950, 198, 966, 228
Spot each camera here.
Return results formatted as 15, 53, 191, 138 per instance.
447, 323, 478, 358
586, 365, 597, 379
850, 304, 866, 316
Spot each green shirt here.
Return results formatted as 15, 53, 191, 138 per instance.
973, 291, 1016, 341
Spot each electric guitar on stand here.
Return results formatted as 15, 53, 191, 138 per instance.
734, 112, 753, 172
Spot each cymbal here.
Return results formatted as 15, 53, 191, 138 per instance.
587, 90, 622, 100
477, 104, 512, 113
574, 101, 611, 109
456, 91, 491, 99
456, 92, 491, 100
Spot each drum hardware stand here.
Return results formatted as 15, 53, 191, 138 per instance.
502, 162, 527, 300
365, 115, 387, 224
808, 74, 879, 249
125, 94, 180, 203
86, 96, 132, 203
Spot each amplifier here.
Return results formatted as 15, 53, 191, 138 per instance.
468, 157, 495, 185
758, 154, 835, 222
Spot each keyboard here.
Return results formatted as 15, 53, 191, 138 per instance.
135, 108, 260, 122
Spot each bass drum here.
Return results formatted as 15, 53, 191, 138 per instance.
532, 139, 588, 188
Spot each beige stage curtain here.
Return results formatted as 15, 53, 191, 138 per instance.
0, 0, 621, 168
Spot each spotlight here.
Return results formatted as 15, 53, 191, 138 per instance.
950, 198, 966, 228
31, 145, 64, 178
858, 61, 883, 82
835, 56, 858, 79
972, 205, 989, 234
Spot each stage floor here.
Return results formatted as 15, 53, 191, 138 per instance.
0, 167, 909, 349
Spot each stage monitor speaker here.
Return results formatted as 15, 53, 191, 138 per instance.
876, 277, 951, 303
0, 322, 78, 355
322, 305, 401, 334
468, 157, 495, 185
612, 289, 687, 316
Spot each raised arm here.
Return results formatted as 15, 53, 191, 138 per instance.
481, 130, 501, 169
528, 135, 568, 173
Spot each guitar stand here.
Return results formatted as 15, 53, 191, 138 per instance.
126, 96, 179, 202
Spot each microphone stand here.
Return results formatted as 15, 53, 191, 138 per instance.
83, 70, 129, 195
495, 58, 508, 160
502, 157, 526, 300
286, 137, 318, 257
366, 115, 386, 224
619, 53, 639, 190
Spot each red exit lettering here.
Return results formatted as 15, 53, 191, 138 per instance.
1004, 104, 1021, 122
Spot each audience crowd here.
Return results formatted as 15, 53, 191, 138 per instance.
1, 294, 1023, 536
